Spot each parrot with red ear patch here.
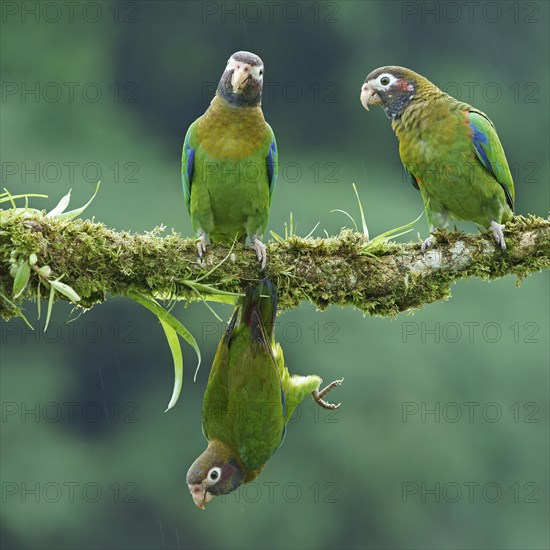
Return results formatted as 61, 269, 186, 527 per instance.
360, 66, 515, 251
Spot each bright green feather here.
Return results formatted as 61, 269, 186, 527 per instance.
394, 92, 514, 229
201, 280, 320, 473
182, 96, 277, 243
467, 109, 515, 209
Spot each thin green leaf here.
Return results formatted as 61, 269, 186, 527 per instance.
13, 261, 31, 299
375, 210, 424, 240
199, 293, 240, 305
57, 181, 101, 220
304, 221, 321, 239
184, 280, 240, 318
44, 285, 55, 332
187, 284, 224, 322
331, 209, 358, 232
269, 230, 285, 243
0, 292, 33, 330
129, 291, 202, 380
160, 320, 184, 412
353, 183, 369, 238
37, 281, 41, 320
49, 279, 81, 302
360, 210, 424, 255
362, 210, 424, 248
66, 307, 86, 324
46, 189, 72, 217
185, 281, 241, 298
381, 228, 414, 240
1, 188, 16, 208
0, 192, 48, 205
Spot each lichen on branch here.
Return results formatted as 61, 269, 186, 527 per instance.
1, 213, 549, 321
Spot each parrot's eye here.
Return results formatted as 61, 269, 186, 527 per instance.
259, 69, 263, 76
207, 467, 222, 483
380, 76, 390, 86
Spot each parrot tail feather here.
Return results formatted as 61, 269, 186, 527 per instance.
242, 277, 277, 343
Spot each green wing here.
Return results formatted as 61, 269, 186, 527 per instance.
201, 282, 286, 472
226, 333, 285, 471
467, 109, 515, 210
201, 321, 231, 442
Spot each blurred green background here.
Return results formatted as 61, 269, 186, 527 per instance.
1, 1, 549, 549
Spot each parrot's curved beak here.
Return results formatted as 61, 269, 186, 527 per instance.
231, 64, 251, 93
360, 83, 382, 111
188, 484, 214, 509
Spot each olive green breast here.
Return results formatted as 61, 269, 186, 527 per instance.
197, 95, 270, 160
188, 94, 273, 240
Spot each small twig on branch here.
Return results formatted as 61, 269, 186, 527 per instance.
1, 214, 549, 321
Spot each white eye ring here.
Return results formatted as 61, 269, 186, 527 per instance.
252, 66, 264, 79
207, 467, 222, 483
376, 73, 397, 88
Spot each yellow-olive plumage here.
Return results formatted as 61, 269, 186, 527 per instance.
186, 279, 342, 509
182, 51, 278, 268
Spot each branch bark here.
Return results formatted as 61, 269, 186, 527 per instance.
1, 213, 549, 321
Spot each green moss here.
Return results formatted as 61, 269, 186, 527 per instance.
1, 213, 549, 322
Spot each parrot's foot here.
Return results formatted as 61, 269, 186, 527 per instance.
421, 235, 435, 253
252, 238, 267, 271
196, 233, 208, 264
312, 378, 344, 410
490, 220, 507, 251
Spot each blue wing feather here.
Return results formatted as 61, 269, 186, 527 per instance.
267, 140, 277, 193
181, 129, 195, 213
265, 125, 278, 199
470, 124, 495, 178
467, 110, 514, 210
186, 146, 195, 183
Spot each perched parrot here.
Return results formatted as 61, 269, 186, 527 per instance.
186, 279, 342, 509
181, 51, 278, 269
360, 66, 515, 251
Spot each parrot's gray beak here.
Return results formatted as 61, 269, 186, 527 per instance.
360, 83, 382, 111
231, 64, 251, 93
188, 484, 214, 509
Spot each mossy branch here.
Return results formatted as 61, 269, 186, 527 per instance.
1, 213, 549, 321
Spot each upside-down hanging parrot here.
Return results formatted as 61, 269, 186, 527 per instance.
360, 66, 515, 251
181, 51, 278, 269
186, 279, 343, 509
